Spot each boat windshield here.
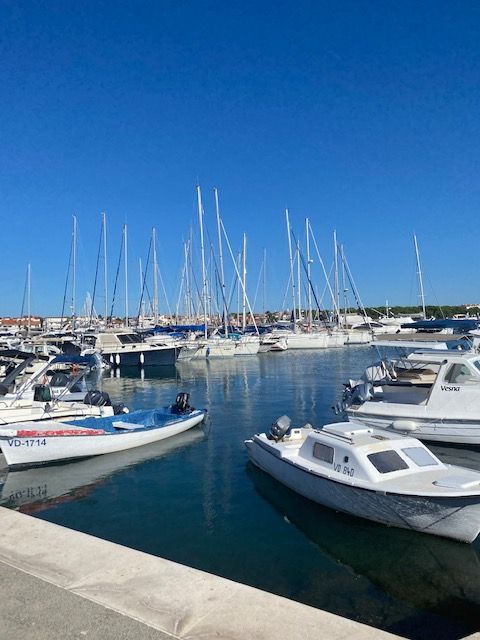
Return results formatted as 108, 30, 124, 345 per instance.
444, 363, 474, 384
367, 450, 409, 474
117, 334, 143, 345
401, 446, 438, 467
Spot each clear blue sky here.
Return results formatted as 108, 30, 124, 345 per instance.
1, 0, 480, 317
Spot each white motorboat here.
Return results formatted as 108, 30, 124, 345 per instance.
245, 418, 480, 542
83, 332, 179, 367
0, 354, 126, 425
0, 393, 205, 467
339, 349, 480, 444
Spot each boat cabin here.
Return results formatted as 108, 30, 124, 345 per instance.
294, 423, 443, 484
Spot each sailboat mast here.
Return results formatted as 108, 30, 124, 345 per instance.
102, 212, 108, 324
124, 224, 129, 328
214, 188, 228, 335
333, 229, 339, 325
263, 247, 267, 321
72, 215, 77, 330
242, 233, 247, 329
27, 263, 31, 336
306, 218, 313, 328
285, 209, 297, 329
296, 240, 301, 323
413, 233, 426, 320
138, 258, 144, 328
341, 244, 347, 328
197, 186, 208, 338
152, 227, 159, 325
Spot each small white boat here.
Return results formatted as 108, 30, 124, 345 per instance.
0, 393, 205, 467
339, 349, 480, 444
245, 418, 480, 542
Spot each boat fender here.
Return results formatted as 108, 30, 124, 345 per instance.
115, 354, 121, 365
109, 355, 114, 364
140, 352, 145, 365
392, 420, 418, 432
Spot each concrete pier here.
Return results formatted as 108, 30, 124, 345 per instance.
0, 507, 406, 640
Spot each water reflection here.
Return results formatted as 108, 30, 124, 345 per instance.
0, 428, 205, 515
247, 464, 480, 640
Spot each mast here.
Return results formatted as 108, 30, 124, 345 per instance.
124, 224, 129, 328
413, 233, 426, 320
138, 258, 144, 328
197, 185, 208, 338
341, 244, 347, 328
27, 263, 31, 336
296, 240, 301, 323
333, 229, 339, 325
285, 209, 297, 329
263, 247, 267, 321
305, 218, 313, 329
242, 233, 247, 330
72, 215, 77, 330
152, 227, 159, 325
102, 212, 108, 324
214, 188, 228, 335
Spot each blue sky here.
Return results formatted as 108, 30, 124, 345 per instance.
1, 0, 480, 316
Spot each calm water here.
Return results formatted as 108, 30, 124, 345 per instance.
1, 348, 480, 639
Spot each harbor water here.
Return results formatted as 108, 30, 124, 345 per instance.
1, 347, 479, 639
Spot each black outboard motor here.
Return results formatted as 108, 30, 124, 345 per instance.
269, 415, 291, 442
83, 390, 112, 407
172, 392, 192, 414
0, 383, 9, 396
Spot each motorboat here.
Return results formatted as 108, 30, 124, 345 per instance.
83, 332, 179, 367
0, 393, 205, 466
0, 354, 126, 425
0, 427, 205, 513
338, 348, 480, 444
245, 418, 480, 542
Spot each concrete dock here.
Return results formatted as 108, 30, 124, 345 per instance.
0, 507, 478, 640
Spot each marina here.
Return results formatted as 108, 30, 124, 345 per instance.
3, 3, 480, 639
1, 348, 479, 639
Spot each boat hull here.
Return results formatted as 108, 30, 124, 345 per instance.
286, 334, 328, 350
104, 346, 178, 368
0, 411, 205, 466
246, 440, 480, 542
347, 410, 480, 445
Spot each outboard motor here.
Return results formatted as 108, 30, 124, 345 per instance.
83, 390, 112, 407
269, 415, 291, 442
0, 383, 9, 397
172, 392, 192, 414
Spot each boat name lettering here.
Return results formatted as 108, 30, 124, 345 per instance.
334, 463, 354, 477
6, 438, 47, 448
440, 385, 460, 392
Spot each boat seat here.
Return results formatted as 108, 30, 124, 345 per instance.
112, 421, 143, 430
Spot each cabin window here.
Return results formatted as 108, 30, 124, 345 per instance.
118, 334, 142, 345
444, 364, 472, 384
367, 450, 409, 474
313, 442, 334, 464
474, 360, 480, 373
401, 446, 438, 467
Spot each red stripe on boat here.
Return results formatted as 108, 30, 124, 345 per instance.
15, 429, 106, 437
